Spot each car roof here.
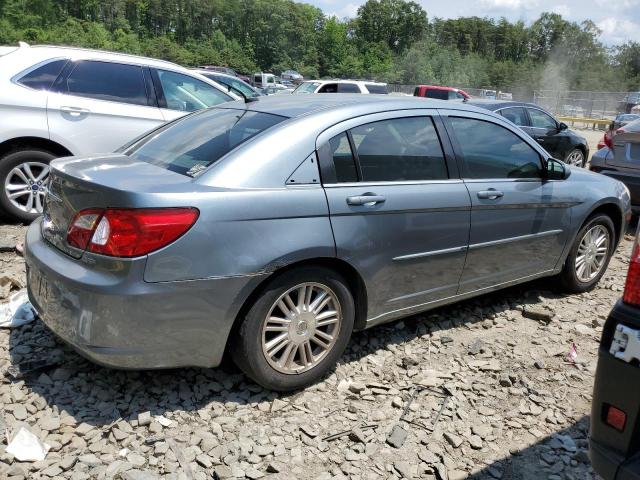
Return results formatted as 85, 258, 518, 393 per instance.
15, 44, 181, 70
222, 93, 495, 119
466, 99, 539, 110
305, 79, 387, 86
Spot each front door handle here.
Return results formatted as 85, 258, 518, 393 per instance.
60, 106, 90, 117
535, 137, 545, 143
477, 190, 504, 200
347, 194, 386, 206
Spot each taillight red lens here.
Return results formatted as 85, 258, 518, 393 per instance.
67, 209, 104, 250
605, 404, 626, 431
604, 130, 613, 149
623, 227, 640, 305
66, 208, 199, 257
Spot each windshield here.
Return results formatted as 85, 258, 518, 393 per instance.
201, 73, 258, 98
293, 81, 321, 94
125, 109, 286, 177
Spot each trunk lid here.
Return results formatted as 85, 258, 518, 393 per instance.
42, 154, 198, 258
608, 127, 640, 169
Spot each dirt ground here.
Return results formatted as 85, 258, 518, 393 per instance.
0, 221, 633, 480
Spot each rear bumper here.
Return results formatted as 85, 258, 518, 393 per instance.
24, 218, 267, 369
590, 300, 640, 479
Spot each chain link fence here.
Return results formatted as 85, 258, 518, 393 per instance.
388, 84, 637, 120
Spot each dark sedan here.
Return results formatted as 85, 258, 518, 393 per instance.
468, 100, 590, 167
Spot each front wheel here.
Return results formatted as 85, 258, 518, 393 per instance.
231, 267, 354, 391
565, 148, 586, 167
0, 149, 55, 223
557, 214, 615, 293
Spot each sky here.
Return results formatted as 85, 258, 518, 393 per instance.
300, 0, 640, 45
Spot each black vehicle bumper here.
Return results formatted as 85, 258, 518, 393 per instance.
590, 300, 640, 480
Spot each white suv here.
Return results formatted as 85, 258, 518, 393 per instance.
0, 44, 238, 221
292, 80, 388, 95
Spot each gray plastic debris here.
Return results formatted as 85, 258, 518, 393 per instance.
0, 290, 36, 328
6, 426, 51, 461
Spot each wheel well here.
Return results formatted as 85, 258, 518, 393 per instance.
0, 137, 73, 159
588, 203, 624, 244
230, 258, 369, 341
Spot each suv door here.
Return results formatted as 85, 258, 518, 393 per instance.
47, 60, 164, 154
150, 69, 233, 121
442, 110, 573, 292
525, 107, 565, 158
317, 111, 470, 325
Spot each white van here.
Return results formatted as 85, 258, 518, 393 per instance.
252, 72, 276, 89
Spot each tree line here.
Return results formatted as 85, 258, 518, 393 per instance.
0, 0, 638, 93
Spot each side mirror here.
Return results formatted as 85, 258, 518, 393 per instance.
558, 122, 568, 131
546, 158, 571, 180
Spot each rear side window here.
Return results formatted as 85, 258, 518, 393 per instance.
425, 89, 449, 100
351, 117, 448, 182
125, 109, 285, 177
365, 84, 388, 94
499, 107, 528, 126
329, 132, 358, 182
65, 61, 148, 106
18, 59, 67, 90
449, 117, 542, 179
338, 83, 360, 93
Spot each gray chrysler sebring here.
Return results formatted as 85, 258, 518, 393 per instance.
25, 95, 631, 390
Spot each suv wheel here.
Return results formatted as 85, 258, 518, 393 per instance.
557, 214, 615, 293
565, 148, 585, 167
0, 149, 54, 223
231, 267, 355, 391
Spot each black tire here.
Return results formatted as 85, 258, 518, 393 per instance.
231, 267, 355, 391
0, 149, 55, 223
557, 213, 616, 293
564, 148, 586, 168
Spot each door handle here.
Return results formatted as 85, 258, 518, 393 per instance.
347, 194, 386, 206
535, 137, 545, 143
60, 106, 90, 116
477, 190, 504, 200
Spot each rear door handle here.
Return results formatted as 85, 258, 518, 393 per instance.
535, 137, 546, 143
347, 194, 386, 206
477, 190, 504, 200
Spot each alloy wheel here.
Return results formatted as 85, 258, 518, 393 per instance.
567, 150, 584, 167
261, 282, 342, 374
575, 225, 610, 282
4, 161, 50, 214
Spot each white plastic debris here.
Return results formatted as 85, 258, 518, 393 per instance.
6, 427, 50, 461
0, 290, 36, 328
118, 447, 130, 458
155, 415, 173, 427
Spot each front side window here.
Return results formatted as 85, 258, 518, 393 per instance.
155, 70, 232, 112
350, 117, 448, 182
425, 89, 449, 100
125, 109, 285, 177
449, 116, 542, 179
18, 59, 67, 90
318, 83, 338, 93
499, 107, 528, 127
337, 83, 361, 93
365, 84, 388, 94
65, 61, 148, 106
528, 108, 557, 130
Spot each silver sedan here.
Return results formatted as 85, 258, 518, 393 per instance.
25, 95, 630, 390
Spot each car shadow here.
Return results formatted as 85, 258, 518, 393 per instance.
6, 277, 575, 429
462, 416, 599, 480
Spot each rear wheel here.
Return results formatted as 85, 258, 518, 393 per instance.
565, 148, 585, 167
0, 149, 54, 223
231, 267, 354, 391
557, 214, 615, 293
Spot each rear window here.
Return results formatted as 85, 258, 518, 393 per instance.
365, 84, 388, 94
125, 109, 286, 177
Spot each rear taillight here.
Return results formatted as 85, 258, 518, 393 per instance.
604, 130, 613, 149
66, 208, 199, 257
623, 227, 640, 305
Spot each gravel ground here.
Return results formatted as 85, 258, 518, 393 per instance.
0, 222, 634, 480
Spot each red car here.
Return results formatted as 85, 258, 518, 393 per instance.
414, 85, 470, 101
